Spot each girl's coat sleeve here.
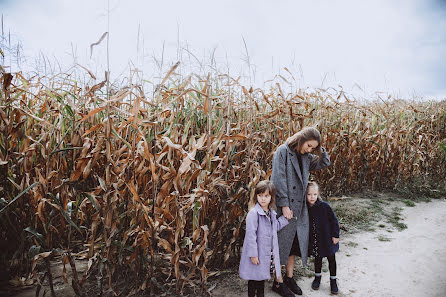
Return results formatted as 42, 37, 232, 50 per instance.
327, 205, 340, 238
271, 147, 289, 208
309, 147, 331, 171
244, 210, 259, 257
277, 215, 289, 231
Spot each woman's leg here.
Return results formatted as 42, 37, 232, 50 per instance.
286, 255, 295, 277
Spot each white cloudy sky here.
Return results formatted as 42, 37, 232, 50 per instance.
2, 0, 446, 99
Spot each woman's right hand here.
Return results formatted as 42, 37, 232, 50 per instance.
282, 206, 293, 219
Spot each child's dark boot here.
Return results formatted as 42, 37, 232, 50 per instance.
283, 276, 302, 295
330, 277, 338, 295
311, 275, 321, 290
272, 280, 295, 297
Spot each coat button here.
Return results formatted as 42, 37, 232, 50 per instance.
293, 186, 296, 189
291, 199, 294, 202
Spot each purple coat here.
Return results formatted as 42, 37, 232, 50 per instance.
239, 203, 289, 281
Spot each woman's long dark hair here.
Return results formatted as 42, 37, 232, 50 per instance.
286, 127, 322, 156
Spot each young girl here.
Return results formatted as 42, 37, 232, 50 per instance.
239, 180, 293, 297
307, 181, 340, 295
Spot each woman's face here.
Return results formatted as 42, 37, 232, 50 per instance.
300, 140, 319, 154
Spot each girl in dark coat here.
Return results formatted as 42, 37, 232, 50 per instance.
307, 181, 340, 295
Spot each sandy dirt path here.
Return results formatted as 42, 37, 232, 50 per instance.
211, 199, 446, 297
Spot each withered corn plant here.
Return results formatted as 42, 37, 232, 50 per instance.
0, 66, 445, 296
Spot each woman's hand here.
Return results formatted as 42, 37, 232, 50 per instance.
282, 206, 293, 219
250, 257, 259, 265
332, 237, 339, 244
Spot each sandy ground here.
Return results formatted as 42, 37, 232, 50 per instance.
211, 198, 446, 297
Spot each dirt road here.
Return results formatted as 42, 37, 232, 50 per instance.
211, 198, 446, 297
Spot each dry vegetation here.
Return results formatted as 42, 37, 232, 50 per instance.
0, 65, 445, 296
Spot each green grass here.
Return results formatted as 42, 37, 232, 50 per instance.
378, 235, 391, 242
346, 241, 358, 248
386, 207, 408, 231
403, 200, 416, 207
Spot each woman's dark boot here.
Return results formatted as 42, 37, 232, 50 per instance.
272, 280, 295, 297
311, 275, 321, 290
283, 276, 302, 295
330, 278, 338, 295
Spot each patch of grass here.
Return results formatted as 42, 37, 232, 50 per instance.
403, 200, 416, 207
346, 241, 358, 248
332, 200, 380, 232
378, 224, 386, 228
386, 207, 408, 231
378, 235, 391, 242
395, 177, 446, 201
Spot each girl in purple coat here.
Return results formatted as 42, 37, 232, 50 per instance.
307, 181, 340, 295
239, 181, 291, 297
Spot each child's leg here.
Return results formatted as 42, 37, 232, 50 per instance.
327, 255, 339, 294
255, 280, 265, 297
314, 256, 323, 274
248, 280, 256, 297
311, 257, 323, 290
327, 254, 337, 277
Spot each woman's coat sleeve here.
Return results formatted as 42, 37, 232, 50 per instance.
309, 147, 331, 171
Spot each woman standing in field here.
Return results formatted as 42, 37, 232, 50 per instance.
271, 127, 331, 296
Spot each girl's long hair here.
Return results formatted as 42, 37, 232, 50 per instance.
248, 180, 276, 210
286, 127, 322, 156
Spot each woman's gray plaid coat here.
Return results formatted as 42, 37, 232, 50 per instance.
271, 143, 331, 266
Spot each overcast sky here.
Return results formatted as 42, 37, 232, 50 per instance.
2, 0, 446, 99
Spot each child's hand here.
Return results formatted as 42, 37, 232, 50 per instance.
332, 237, 339, 244
250, 257, 259, 265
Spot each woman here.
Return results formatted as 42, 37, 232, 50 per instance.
271, 127, 331, 297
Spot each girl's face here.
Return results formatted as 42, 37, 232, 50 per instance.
300, 140, 319, 154
257, 190, 272, 211
307, 186, 319, 206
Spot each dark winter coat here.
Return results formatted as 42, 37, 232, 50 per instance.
308, 199, 340, 257
271, 143, 331, 266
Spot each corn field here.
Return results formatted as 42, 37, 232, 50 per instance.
0, 66, 445, 296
